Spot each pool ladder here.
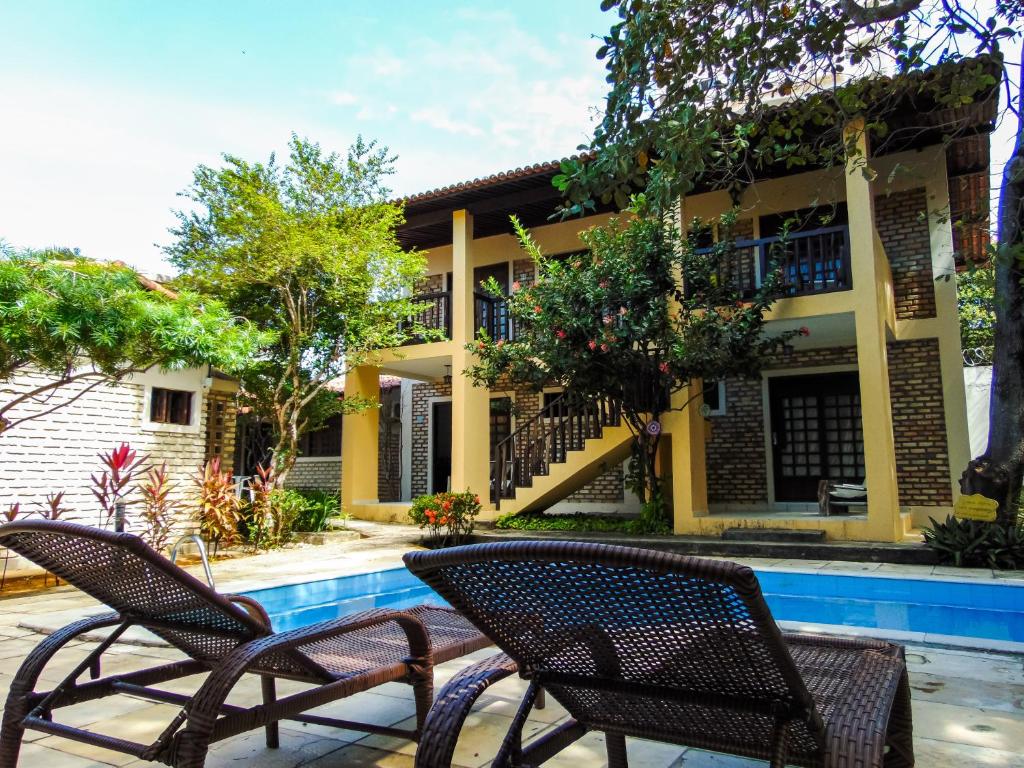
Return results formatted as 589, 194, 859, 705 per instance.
169, 533, 215, 590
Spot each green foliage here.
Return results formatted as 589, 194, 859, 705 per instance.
0, 247, 262, 434
495, 511, 665, 536
923, 515, 1024, 570
408, 490, 481, 547
467, 206, 798, 527
291, 490, 343, 533
562, 1, 1010, 213
958, 262, 996, 357
137, 462, 178, 552
166, 134, 428, 481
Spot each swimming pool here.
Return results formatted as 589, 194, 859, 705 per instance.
243, 565, 1024, 649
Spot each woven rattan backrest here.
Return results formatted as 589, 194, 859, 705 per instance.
405, 541, 817, 718
0, 521, 267, 661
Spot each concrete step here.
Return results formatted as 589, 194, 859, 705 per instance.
721, 527, 826, 543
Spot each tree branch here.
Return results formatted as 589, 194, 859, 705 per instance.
842, 0, 925, 26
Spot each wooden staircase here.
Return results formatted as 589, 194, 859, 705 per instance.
490, 395, 635, 515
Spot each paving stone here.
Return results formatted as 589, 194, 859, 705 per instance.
911, 699, 1024, 752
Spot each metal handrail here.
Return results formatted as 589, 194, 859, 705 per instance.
169, 533, 215, 590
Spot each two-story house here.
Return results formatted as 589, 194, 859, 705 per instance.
339, 59, 994, 543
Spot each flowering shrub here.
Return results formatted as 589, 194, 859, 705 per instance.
193, 456, 241, 551
408, 490, 481, 547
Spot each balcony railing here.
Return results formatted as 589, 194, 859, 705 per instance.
697, 225, 852, 299
474, 292, 518, 342
401, 291, 450, 343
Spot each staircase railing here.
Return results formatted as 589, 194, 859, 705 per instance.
491, 394, 621, 506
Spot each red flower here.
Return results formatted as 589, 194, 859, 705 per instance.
442, 500, 452, 511
439, 516, 449, 526
496, 338, 505, 348
534, 305, 543, 314
511, 280, 521, 292
799, 326, 810, 336
659, 361, 670, 374
556, 329, 567, 339
600, 343, 609, 352
474, 495, 481, 504
477, 340, 486, 350
599, 279, 610, 289
588, 340, 597, 351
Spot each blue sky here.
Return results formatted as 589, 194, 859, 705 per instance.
0, 1, 610, 272
1, 2, 1018, 275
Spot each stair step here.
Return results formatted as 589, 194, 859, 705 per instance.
721, 528, 826, 543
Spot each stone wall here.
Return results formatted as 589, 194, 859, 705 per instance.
875, 188, 936, 320
287, 458, 342, 492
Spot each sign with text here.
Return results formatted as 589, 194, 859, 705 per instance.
954, 493, 999, 522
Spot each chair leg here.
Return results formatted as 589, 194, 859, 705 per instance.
0, 705, 26, 768
261, 676, 279, 749
535, 686, 546, 710
606, 733, 628, 768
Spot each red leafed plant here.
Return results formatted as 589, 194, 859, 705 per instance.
3, 502, 21, 523
138, 463, 178, 552
38, 492, 71, 521
193, 456, 240, 552
91, 442, 146, 527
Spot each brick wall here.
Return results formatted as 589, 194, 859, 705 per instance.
513, 258, 535, 288
416, 273, 445, 293
410, 380, 451, 497
875, 188, 936, 320
887, 338, 952, 506
287, 459, 341, 491
0, 366, 212, 533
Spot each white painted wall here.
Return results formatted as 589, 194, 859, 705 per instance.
964, 365, 992, 458
0, 366, 211, 533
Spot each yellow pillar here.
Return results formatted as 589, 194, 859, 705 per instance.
341, 364, 380, 512
846, 122, 902, 541
924, 150, 971, 502
449, 210, 492, 499
663, 382, 708, 533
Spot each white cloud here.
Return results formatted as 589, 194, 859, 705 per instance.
410, 107, 483, 137
328, 90, 358, 106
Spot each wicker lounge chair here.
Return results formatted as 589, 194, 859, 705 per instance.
404, 541, 914, 768
0, 520, 491, 768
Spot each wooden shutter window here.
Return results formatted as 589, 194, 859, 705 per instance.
150, 388, 193, 425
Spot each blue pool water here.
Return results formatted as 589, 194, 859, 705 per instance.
243, 566, 1024, 645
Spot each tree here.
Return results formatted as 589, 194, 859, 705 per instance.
166, 135, 427, 485
959, 261, 996, 360
560, 0, 1022, 521
466, 207, 800, 530
0, 246, 260, 434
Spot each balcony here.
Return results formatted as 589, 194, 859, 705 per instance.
401, 291, 517, 345
699, 225, 852, 299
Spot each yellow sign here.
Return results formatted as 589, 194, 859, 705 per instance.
954, 493, 999, 522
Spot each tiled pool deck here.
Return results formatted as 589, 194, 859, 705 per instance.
2, 521, 1022, 767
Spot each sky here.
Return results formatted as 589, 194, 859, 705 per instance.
0, 1, 610, 274
0, 2, 1019, 276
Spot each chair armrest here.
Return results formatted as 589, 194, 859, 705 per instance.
225, 594, 273, 632
414, 652, 518, 768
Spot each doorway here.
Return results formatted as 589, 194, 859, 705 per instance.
769, 372, 865, 502
430, 401, 452, 493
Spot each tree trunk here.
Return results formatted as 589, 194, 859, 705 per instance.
272, 404, 301, 488
961, 67, 1024, 523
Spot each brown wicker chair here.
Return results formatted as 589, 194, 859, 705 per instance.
404, 541, 914, 768
0, 520, 491, 767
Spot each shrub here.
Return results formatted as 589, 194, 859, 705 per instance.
292, 490, 343, 533
137, 463, 177, 552
193, 456, 241, 551
495, 512, 659, 535
242, 465, 306, 550
409, 490, 481, 547
923, 515, 1024, 570
91, 442, 145, 528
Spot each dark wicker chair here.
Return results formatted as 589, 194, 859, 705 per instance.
404, 541, 914, 768
0, 521, 491, 767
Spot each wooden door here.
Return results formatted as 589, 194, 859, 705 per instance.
769, 372, 865, 501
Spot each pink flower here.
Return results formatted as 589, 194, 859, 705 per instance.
588, 340, 597, 350
799, 326, 810, 336
556, 329, 567, 339
496, 338, 505, 348
599, 279, 610, 289
511, 281, 521, 292
600, 343, 609, 352
659, 361, 670, 374
603, 315, 614, 325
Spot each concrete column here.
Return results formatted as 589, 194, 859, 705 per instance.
846, 123, 902, 541
924, 151, 971, 501
449, 210, 492, 499
663, 383, 709, 533
341, 364, 380, 511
